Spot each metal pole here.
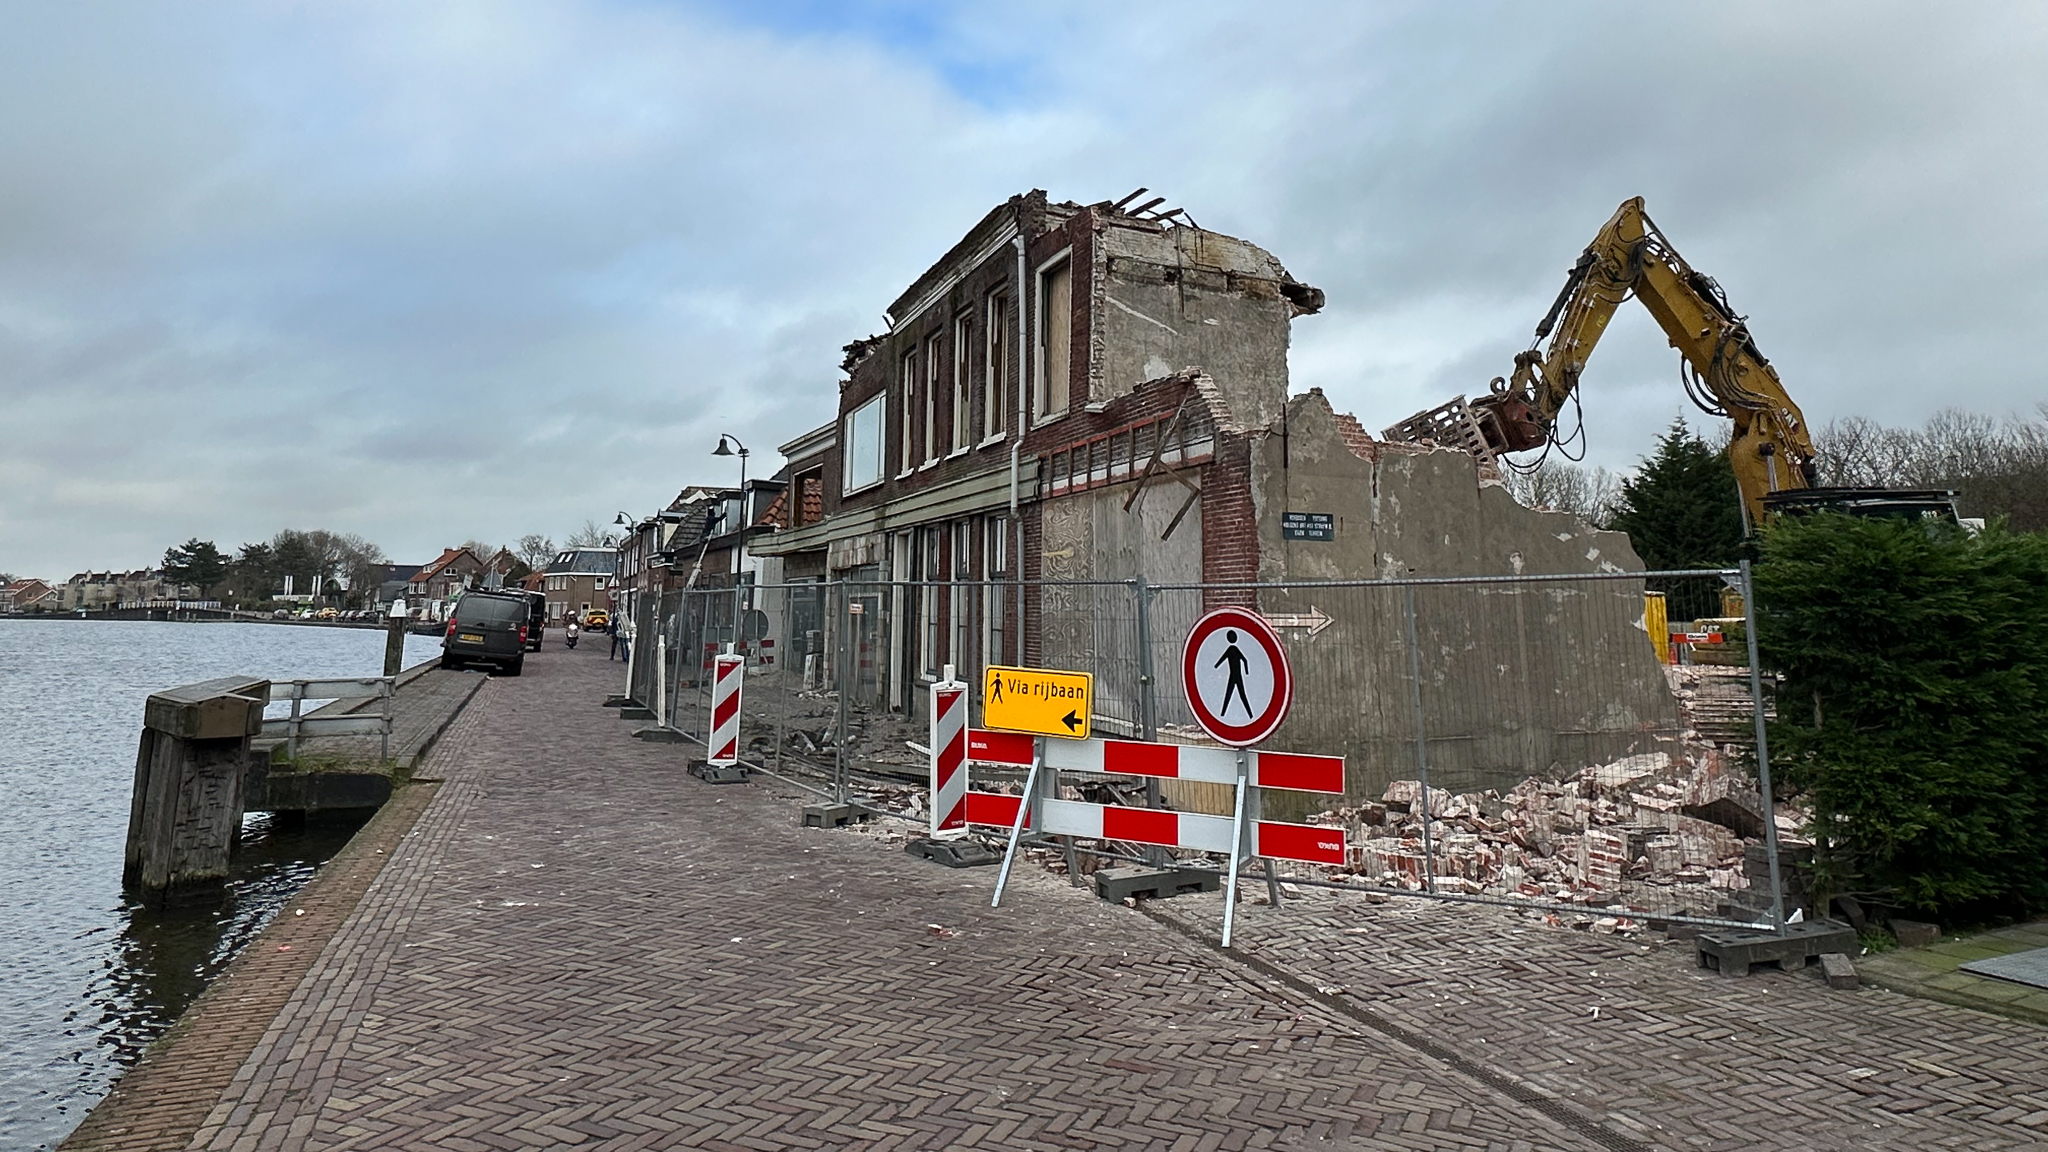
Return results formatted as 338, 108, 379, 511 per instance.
1741, 560, 1788, 935
1402, 587, 1437, 895
991, 738, 1044, 907
732, 452, 748, 656
1133, 575, 1169, 863
773, 584, 786, 776
1133, 577, 1158, 741
835, 577, 851, 805
1222, 748, 1250, 948
1250, 782, 1282, 908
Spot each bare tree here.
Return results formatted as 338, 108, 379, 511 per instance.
564, 519, 612, 548
515, 534, 557, 569
1812, 407, 2048, 530
1503, 459, 1621, 526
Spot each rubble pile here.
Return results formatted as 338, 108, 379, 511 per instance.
1309, 746, 1798, 915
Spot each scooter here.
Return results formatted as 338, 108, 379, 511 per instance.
565, 622, 580, 649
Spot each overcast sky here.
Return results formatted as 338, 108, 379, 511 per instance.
3, 1, 2044, 578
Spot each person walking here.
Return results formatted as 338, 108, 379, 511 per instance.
609, 615, 622, 660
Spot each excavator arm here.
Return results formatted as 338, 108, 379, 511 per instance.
1465, 197, 1819, 525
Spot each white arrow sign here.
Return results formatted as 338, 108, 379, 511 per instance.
1262, 606, 1332, 637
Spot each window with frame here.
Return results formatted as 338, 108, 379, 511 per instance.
983, 516, 1008, 667
844, 393, 884, 492
899, 351, 917, 474
919, 527, 940, 676
923, 333, 942, 464
950, 520, 972, 676
984, 291, 1009, 441
951, 314, 971, 452
1036, 257, 1071, 420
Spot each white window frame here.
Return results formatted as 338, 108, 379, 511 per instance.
983, 516, 1007, 668
899, 351, 917, 476
983, 290, 1009, 443
951, 313, 971, 454
919, 527, 940, 678
950, 520, 972, 678
843, 394, 885, 494
923, 333, 942, 465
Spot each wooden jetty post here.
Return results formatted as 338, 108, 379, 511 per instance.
383, 598, 408, 677
123, 675, 269, 907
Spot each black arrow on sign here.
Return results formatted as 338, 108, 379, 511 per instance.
1061, 710, 1081, 732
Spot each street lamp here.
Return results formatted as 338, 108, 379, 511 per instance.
713, 434, 749, 652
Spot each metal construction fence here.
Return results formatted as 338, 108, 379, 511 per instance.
620, 566, 1787, 932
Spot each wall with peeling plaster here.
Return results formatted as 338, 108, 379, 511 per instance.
1244, 391, 1683, 812
1095, 225, 1301, 430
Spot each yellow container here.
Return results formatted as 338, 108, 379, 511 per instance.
1645, 591, 1670, 664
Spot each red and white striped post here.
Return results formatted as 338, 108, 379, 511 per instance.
707, 647, 744, 767
929, 665, 968, 836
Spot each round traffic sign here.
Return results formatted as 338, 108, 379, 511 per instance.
1181, 607, 1293, 747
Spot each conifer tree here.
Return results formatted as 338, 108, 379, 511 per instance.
1607, 417, 1745, 570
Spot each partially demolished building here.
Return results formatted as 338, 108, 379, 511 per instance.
751, 189, 1679, 806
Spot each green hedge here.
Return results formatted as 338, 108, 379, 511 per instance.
1754, 515, 2048, 918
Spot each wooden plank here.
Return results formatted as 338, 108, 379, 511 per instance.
144, 678, 269, 740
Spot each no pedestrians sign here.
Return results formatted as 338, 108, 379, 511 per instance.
1182, 607, 1293, 747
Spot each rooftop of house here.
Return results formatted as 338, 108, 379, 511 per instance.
545, 549, 620, 576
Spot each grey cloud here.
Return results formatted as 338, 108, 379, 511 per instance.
3, 1, 2044, 576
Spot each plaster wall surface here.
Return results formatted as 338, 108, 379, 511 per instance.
1097, 226, 1297, 429
1038, 485, 1203, 734
1244, 393, 1682, 812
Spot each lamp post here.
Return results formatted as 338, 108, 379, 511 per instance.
713, 434, 749, 652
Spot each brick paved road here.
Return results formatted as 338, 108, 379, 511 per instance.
93, 642, 2048, 1151
170, 646, 1616, 1151
1148, 888, 2048, 1150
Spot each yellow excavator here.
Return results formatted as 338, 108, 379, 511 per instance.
1386, 197, 1954, 527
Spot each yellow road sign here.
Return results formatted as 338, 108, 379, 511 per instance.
982, 665, 1093, 740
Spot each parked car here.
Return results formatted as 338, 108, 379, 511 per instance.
583, 609, 610, 629
441, 590, 530, 675
316, 607, 339, 620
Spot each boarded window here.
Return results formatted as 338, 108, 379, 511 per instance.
1038, 259, 1071, 418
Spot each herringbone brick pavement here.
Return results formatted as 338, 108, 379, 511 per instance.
150, 643, 2048, 1151
1148, 887, 2048, 1151
176, 647, 1615, 1151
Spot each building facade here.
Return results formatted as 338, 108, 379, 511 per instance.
541, 548, 620, 623
740, 188, 1677, 801
751, 189, 1326, 718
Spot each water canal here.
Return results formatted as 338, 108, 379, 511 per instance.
0, 620, 444, 1150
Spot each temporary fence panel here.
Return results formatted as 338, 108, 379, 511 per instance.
641, 567, 1782, 932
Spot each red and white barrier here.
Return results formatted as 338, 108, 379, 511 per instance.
930, 676, 969, 834
707, 653, 743, 766
966, 730, 1343, 794
950, 729, 1347, 865
1037, 801, 1345, 865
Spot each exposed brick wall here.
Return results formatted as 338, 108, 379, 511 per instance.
1199, 431, 1261, 608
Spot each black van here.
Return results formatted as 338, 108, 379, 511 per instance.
441, 590, 529, 675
